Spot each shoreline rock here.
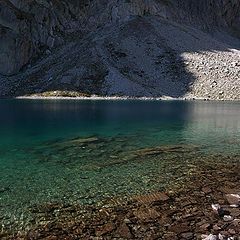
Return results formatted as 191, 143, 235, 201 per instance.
3, 158, 240, 239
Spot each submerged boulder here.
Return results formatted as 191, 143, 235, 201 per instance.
132, 144, 199, 157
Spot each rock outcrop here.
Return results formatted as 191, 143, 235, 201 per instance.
0, 0, 239, 98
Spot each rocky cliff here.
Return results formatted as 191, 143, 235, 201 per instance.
0, 0, 240, 99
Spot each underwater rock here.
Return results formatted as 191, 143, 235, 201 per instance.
132, 144, 199, 157
47, 136, 101, 153
60, 137, 99, 146
134, 192, 169, 204
3, 153, 240, 239
0, 186, 10, 194
133, 206, 160, 222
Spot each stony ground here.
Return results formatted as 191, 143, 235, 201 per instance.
2, 155, 240, 240
182, 50, 240, 100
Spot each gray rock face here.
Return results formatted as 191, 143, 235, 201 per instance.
1, 0, 239, 76
0, 0, 239, 99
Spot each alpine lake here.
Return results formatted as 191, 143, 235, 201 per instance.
0, 99, 239, 237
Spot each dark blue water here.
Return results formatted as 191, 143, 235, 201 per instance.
0, 100, 239, 230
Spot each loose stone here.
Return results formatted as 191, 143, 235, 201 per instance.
223, 215, 234, 222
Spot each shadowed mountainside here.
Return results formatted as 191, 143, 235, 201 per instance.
0, 0, 239, 99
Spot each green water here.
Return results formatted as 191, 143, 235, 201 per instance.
0, 100, 239, 231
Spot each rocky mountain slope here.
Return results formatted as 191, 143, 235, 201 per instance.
0, 0, 239, 99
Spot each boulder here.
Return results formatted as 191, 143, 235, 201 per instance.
226, 194, 240, 207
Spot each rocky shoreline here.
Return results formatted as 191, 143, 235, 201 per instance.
13, 91, 240, 102
2, 155, 240, 240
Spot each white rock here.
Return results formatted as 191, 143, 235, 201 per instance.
230, 204, 239, 208
202, 234, 217, 240
223, 215, 234, 222
218, 234, 225, 240
211, 204, 221, 214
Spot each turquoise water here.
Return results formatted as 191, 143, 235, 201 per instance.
0, 100, 240, 231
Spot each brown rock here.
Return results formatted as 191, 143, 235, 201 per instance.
213, 224, 221, 231
202, 187, 212, 194
199, 223, 211, 232
117, 223, 132, 239
158, 215, 172, 225
228, 208, 240, 217
181, 232, 194, 239
218, 199, 226, 205
180, 200, 194, 208
220, 187, 240, 194
133, 207, 160, 222
168, 223, 190, 234
163, 232, 178, 240
95, 222, 115, 236
26, 230, 41, 239
225, 194, 240, 206
134, 192, 169, 204
219, 231, 229, 237
182, 213, 199, 221
45, 236, 58, 240
228, 228, 236, 235
232, 219, 240, 226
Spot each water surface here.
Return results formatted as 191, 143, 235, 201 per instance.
0, 100, 239, 230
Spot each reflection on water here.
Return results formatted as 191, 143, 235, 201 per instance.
0, 100, 239, 231
189, 102, 240, 130
182, 102, 240, 153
